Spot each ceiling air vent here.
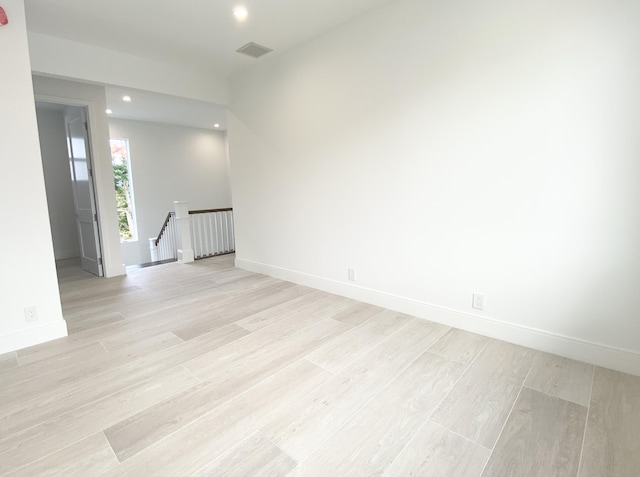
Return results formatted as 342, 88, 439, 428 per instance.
236, 42, 273, 59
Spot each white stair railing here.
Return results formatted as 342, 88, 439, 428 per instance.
149, 202, 234, 263
149, 212, 177, 262
190, 208, 235, 259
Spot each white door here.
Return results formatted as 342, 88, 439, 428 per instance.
65, 107, 104, 277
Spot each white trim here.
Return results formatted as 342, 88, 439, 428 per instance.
34, 91, 126, 278
236, 258, 640, 377
35, 94, 106, 274
0, 321, 68, 355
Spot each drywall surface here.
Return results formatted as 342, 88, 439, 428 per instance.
28, 32, 228, 106
33, 75, 126, 277
228, 0, 640, 374
108, 119, 232, 265
36, 107, 80, 260
0, 0, 67, 353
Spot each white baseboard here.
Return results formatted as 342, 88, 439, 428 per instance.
236, 258, 640, 376
0, 320, 68, 355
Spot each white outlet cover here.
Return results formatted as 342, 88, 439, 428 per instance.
472, 293, 485, 310
24, 306, 38, 322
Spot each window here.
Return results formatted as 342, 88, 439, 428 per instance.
110, 138, 137, 242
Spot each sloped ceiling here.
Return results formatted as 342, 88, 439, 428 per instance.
25, 0, 398, 129
24, 0, 398, 78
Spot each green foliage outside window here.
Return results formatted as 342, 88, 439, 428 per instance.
110, 139, 136, 241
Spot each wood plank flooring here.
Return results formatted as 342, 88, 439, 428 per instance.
0, 255, 638, 476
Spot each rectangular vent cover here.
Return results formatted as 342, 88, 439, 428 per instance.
236, 42, 273, 59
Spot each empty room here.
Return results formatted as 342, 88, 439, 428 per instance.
1, 0, 639, 475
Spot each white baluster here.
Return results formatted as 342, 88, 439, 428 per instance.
198, 214, 204, 258
206, 213, 213, 257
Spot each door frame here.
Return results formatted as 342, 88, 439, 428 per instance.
35, 94, 112, 276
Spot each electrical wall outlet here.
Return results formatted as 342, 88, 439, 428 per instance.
348, 268, 356, 281
24, 305, 38, 322
472, 293, 485, 310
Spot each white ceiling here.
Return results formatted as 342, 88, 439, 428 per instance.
104, 86, 228, 131
25, 0, 397, 129
24, 0, 397, 78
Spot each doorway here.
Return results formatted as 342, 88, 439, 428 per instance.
36, 102, 104, 277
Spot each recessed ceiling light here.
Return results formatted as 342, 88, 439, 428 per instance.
105, 109, 113, 114
233, 6, 248, 21
122, 95, 131, 102
214, 123, 220, 128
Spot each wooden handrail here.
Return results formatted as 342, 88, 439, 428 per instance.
154, 212, 174, 246
154, 207, 233, 248
188, 208, 233, 215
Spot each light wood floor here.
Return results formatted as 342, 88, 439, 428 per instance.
1, 255, 638, 476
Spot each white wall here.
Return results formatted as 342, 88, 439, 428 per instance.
0, 0, 67, 353
28, 32, 228, 106
108, 119, 232, 265
36, 107, 80, 260
32, 76, 126, 278
228, 0, 640, 374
